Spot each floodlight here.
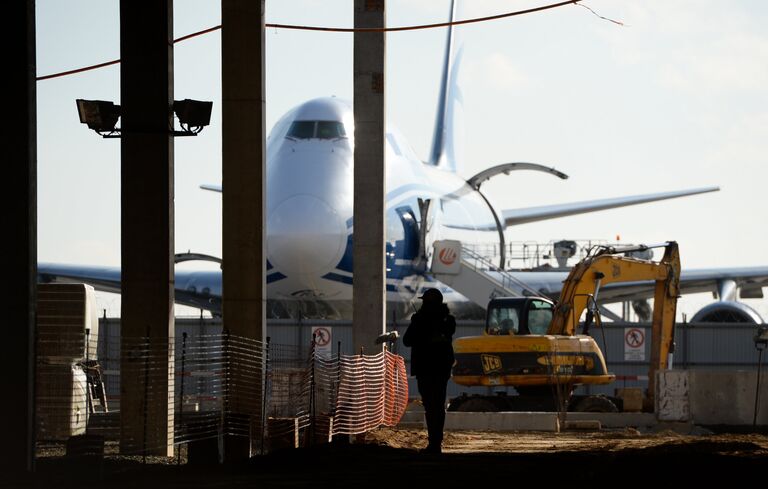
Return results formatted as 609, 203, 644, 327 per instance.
756, 326, 768, 350
76, 99, 121, 136
76, 98, 212, 138
173, 99, 213, 134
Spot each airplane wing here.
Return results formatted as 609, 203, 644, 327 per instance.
501, 187, 719, 227
38, 263, 123, 294
39, 261, 767, 320
38, 263, 223, 314
500, 266, 768, 303
598, 266, 768, 302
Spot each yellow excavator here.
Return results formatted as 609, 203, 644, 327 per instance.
448, 241, 680, 412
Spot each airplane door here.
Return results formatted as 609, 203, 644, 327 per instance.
417, 198, 437, 272
394, 206, 419, 263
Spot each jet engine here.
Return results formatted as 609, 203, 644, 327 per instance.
690, 300, 764, 323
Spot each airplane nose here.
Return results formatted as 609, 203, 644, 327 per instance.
267, 195, 347, 280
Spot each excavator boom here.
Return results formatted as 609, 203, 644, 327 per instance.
547, 242, 679, 398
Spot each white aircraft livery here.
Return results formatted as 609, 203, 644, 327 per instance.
39, 1, 768, 322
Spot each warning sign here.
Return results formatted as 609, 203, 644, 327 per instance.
312, 326, 333, 358
624, 327, 645, 361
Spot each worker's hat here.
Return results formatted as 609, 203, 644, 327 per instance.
418, 288, 443, 303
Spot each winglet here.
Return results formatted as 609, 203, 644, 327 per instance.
200, 184, 222, 193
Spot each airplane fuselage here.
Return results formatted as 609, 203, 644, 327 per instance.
260, 97, 497, 318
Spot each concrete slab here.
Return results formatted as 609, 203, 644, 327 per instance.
564, 412, 657, 428
656, 370, 690, 421
398, 403, 660, 432
396, 422, 425, 429
563, 420, 602, 431
441, 412, 658, 432
445, 412, 560, 432
396, 408, 425, 429
688, 370, 768, 425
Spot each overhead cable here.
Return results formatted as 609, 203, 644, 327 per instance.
37, 1, 623, 82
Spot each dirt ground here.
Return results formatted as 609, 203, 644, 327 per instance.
366, 426, 768, 453
366, 428, 768, 450
13, 427, 768, 488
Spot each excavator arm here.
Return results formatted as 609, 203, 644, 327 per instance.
548, 241, 680, 399
648, 242, 680, 398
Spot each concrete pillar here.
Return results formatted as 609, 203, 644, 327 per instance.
221, 0, 267, 461
353, 0, 387, 353
119, 1, 175, 456
2, 0, 36, 474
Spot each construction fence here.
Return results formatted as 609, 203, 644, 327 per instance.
35, 328, 408, 458
37, 314, 764, 458
98, 317, 768, 401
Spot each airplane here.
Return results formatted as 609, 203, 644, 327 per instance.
39, 2, 768, 323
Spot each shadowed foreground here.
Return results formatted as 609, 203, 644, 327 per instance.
13, 429, 768, 488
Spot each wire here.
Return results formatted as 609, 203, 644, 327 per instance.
271, 0, 584, 33
578, 3, 625, 26
37, 59, 121, 81
172, 24, 222, 43
36, 26, 220, 81
36, 0, 606, 82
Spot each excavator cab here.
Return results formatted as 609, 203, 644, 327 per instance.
486, 297, 554, 336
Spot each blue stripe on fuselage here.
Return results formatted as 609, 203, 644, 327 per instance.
322, 272, 398, 292
267, 271, 286, 283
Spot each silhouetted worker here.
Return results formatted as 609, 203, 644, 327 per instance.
402, 288, 456, 454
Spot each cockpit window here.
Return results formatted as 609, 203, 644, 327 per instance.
287, 121, 315, 139
317, 121, 346, 139
287, 121, 346, 140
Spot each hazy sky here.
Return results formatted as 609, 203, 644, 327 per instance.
35, 1, 768, 318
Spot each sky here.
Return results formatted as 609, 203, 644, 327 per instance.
35, 0, 768, 319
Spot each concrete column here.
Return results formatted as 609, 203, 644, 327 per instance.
353, 0, 387, 353
221, 0, 267, 461
2, 0, 36, 474
119, 1, 175, 456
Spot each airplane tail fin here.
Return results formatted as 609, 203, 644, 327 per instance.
428, 0, 464, 173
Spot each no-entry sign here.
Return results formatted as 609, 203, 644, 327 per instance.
624, 327, 645, 361
312, 326, 332, 358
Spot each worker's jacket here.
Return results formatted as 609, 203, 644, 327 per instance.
403, 303, 456, 378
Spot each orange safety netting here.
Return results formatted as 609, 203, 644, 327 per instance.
331, 351, 408, 435
34, 328, 410, 457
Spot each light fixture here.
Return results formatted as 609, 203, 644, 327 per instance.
754, 325, 767, 427
76, 99, 121, 137
76, 98, 213, 138
173, 99, 213, 135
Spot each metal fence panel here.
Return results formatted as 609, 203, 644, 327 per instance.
93, 318, 767, 403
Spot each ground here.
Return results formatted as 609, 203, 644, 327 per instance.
13, 427, 768, 488
365, 426, 768, 453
